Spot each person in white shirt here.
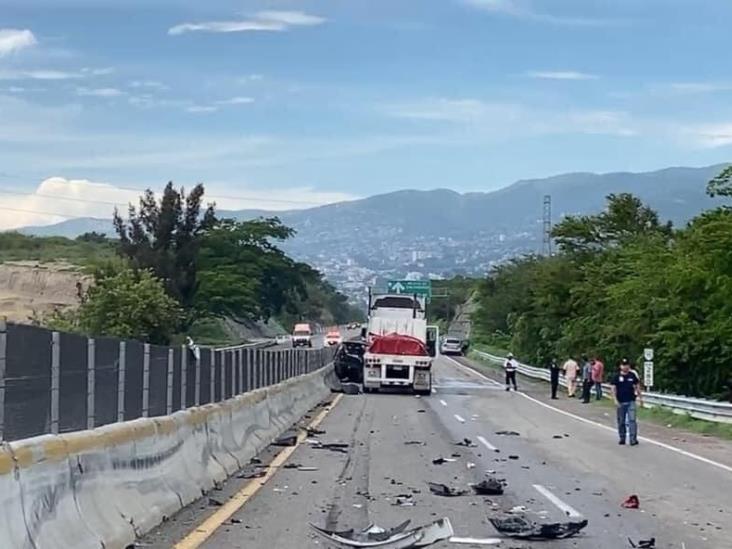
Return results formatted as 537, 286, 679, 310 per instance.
504, 353, 518, 391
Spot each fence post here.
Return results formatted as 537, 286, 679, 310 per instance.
142, 343, 150, 417
117, 341, 126, 422
166, 348, 174, 415
210, 350, 216, 402
222, 351, 227, 400
0, 317, 7, 442
50, 332, 60, 434
237, 349, 243, 394
181, 345, 187, 410
246, 349, 253, 392
194, 349, 201, 406
87, 338, 96, 430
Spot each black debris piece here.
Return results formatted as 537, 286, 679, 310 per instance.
508, 455, 520, 460
472, 478, 504, 496
428, 482, 468, 497
393, 494, 415, 507
310, 441, 350, 453
250, 457, 262, 465
208, 497, 224, 507
230, 518, 242, 524
417, 409, 426, 413
283, 463, 301, 469
629, 538, 656, 548
455, 438, 477, 447
272, 434, 298, 447
432, 457, 452, 465
552, 435, 564, 439
489, 516, 588, 540
306, 427, 326, 437
404, 440, 424, 446
495, 430, 520, 436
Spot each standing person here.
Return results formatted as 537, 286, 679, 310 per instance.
549, 359, 561, 399
581, 356, 593, 403
504, 353, 518, 392
563, 357, 579, 397
592, 356, 605, 400
611, 358, 642, 446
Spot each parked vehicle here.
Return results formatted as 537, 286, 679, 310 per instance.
292, 323, 313, 348
325, 330, 343, 346
440, 336, 463, 356
275, 334, 290, 345
334, 339, 367, 383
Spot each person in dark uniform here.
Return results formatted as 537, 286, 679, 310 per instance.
549, 359, 561, 399
611, 358, 643, 446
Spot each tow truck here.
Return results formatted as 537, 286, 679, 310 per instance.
362, 292, 439, 395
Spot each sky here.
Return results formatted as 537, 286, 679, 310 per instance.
1, 0, 732, 229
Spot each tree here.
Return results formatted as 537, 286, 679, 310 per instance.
113, 182, 216, 325
706, 165, 732, 198
47, 267, 181, 344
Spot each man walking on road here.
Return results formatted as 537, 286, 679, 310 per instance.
592, 357, 605, 400
549, 359, 561, 399
611, 358, 642, 446
581, 356, 593, 403
504, 353, 518, 391
563, 357, 579, 397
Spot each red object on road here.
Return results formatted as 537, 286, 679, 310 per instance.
621, 494, 640, 509
368, 333, 428, 356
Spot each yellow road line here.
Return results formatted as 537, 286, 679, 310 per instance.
174, 394, 344, 549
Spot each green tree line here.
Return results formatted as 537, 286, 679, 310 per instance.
31, 182, 361, 344
473, 166, 732, 399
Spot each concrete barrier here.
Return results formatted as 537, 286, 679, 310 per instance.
0, 365, 333, 549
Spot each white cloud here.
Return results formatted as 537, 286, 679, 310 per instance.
0, 29, 37, 56
186, 105, 218, 113
169, 10, 326, 35
464, 0, 608, 26
216, 96, 255, 105
76, 87, 125, 97
81, 67, 115, 76
129, 80, 169, 91
684, 123, 732, 148
668, 82, 732, 94
0, 177, 358, 230
527, 71, 598, 80
0, 69, 84, 81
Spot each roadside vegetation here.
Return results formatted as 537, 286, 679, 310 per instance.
470, 165, 732, 400
10, 182, 361, 344
426, 276, 478, 331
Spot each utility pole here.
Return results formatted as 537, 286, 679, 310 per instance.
542, 194, 552, 256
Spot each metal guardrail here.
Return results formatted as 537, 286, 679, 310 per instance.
474, 350, 732, 424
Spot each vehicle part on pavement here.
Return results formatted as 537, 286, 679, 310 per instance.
455, 438, 477, 447
489, 516, 588, 540
432, 457, 457, 465
309, 440, 350, 453
471, 478, 504, 496
272, 433, 298, 447
622, 494, 640, 509
309, 517, 454, 548
448, 537, 502, 545
495, 430, 520, 436
428, 482, 468, 497
629, 537, 656, 548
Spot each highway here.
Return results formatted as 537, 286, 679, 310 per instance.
144, 354, 732, 549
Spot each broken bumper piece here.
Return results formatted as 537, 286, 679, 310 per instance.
489, 516, 588, 540
309, 517, 454, 548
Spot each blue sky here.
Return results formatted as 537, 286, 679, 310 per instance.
1, 0, 732, 227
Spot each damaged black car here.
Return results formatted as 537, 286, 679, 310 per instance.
334, 339, 367, 383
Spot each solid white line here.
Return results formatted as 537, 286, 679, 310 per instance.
443, 355, 503, 387
454, 414, 466, 423
449, 357, 732, 475
439, 399, 448, 407
533, 484, 583, 518
477, 435, 498, 452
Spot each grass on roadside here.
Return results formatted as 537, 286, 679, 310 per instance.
468, 348, 732, 441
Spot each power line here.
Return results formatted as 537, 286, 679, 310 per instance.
0, 205, 104, 220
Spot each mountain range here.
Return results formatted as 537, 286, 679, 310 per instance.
17, 164, 729, 296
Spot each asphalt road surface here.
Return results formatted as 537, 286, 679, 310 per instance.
145, 354, 732, 549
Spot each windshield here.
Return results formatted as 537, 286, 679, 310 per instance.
293, 330, 310, 336
445, 338, 461, 345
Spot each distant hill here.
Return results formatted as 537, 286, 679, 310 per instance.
16, 164, 729, 288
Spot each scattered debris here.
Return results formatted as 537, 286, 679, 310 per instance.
405, 441, 425, 446
428, 482, 468, 497
552, 435, 564, 439
208, 497, 224, 507
472, 478, 504, 496
306, 427, 326, 437
489, 516, 588, 540
466, 462, 476, 470
310, 518, 454, 548
455, 438, 477, 448
298, 466, 319, 472
272, 434, 298, 447
237, 470, 266, 479
432, 457, 457, 465
418, 409, 426, 413
629, 538, 656, 548
283, 463, 301, 469
309, 440, 350, 454
495, 430, 520, 436
393, 494, 416, 507
229, 518, 242, 524
622, 495, 640, 509
250, 457, 262, 464
448, 537, 502, 545
508, 455, 519, 460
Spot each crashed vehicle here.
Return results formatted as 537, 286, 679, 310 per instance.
334, 339, 367, 383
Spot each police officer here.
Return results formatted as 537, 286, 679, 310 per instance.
549, 358, 561, 399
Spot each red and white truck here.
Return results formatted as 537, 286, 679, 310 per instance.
362, 293, 439, 395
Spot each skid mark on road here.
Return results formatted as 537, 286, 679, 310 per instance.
449, 357, 732, 475
533, 484, 583, 519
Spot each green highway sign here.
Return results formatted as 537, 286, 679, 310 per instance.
387, 280, 432, 297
